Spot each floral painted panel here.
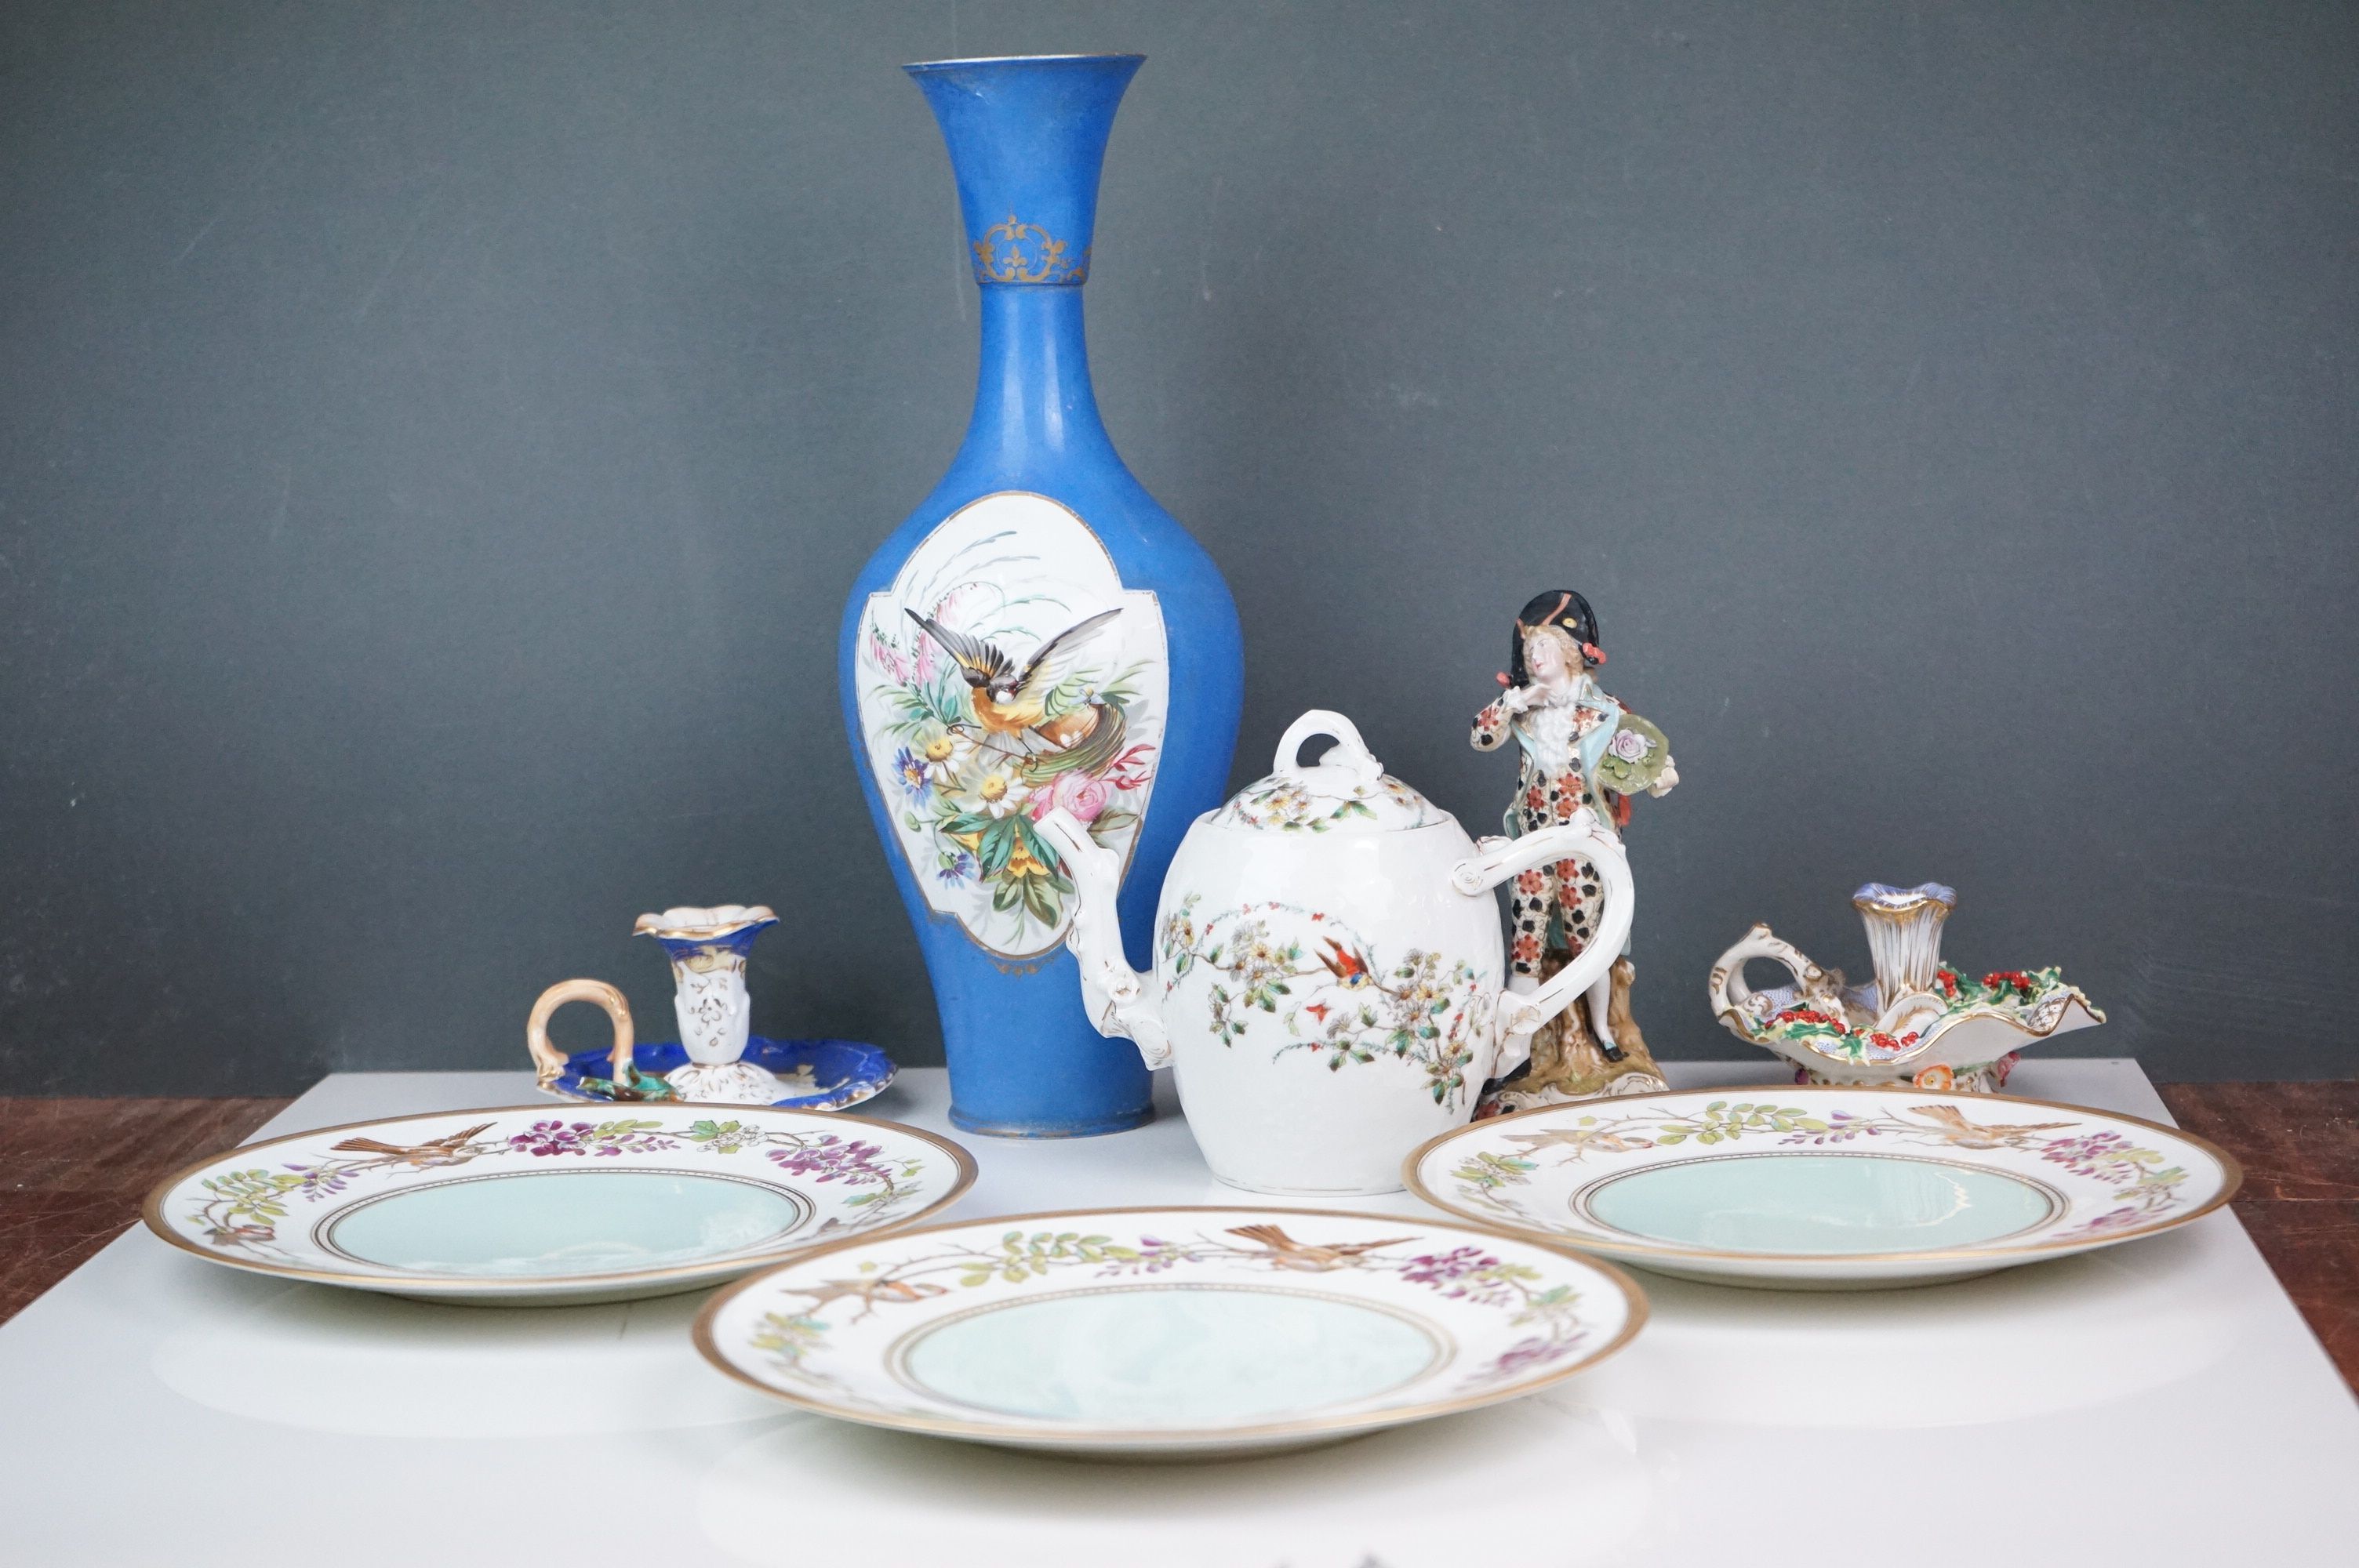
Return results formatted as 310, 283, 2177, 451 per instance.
857, 492, 1168, 958
1158, 895, 1492, 1109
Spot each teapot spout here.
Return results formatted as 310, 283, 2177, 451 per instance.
1036, 809, 1172, 1069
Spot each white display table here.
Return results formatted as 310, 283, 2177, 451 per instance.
4, 1060, 2354, 1566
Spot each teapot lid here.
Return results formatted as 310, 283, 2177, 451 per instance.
1208, 710, 1447, 836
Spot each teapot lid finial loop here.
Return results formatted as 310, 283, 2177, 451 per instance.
1273, 710, 1385, 788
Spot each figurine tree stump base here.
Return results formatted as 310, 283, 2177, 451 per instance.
1481, 955, 1668, 1115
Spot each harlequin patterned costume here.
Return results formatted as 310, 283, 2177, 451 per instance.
1470, 686, 1672, 981
1470, 588, 1677, 1111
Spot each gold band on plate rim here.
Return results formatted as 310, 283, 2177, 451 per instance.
1400, 1083, 2246, 1267
136, 1103, 980, 1295
691, 1203, 1652, 1449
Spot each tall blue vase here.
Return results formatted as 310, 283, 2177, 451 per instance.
838, 55, 1243, 1137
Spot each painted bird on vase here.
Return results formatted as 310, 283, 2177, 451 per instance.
1227, 1224, 1416, 1272
905, 607, 1125, 754
328, 1123, 496, 1168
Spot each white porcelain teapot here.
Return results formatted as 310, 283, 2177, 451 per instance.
1038, 710, 1631, 1194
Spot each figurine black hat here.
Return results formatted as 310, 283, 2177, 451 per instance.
1508, 590, 1604, 687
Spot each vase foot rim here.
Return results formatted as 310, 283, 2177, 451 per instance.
947, 1105, 1154, 1138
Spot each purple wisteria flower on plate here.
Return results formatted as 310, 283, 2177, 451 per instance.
1401, 1246, 1497, 1287
769, 1136, 903, 1195
285, 1163, 351, 1200
510, 1120, 591, 1156
1486, 1336, 1577, 1381
2041, 1131, 2135, 1178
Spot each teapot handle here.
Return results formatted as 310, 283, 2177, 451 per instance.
1272, 710, 1385, 788
1707, 926, 1829, 1036
1034, 809, 1172, 1070
1450, 811, 1634, 1047
525, 978, 636, 1090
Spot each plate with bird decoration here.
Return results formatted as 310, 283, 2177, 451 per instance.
1405, 1086, 2240, 1290
142, 1105, 976, 1305
692, 1205, 1647, 1457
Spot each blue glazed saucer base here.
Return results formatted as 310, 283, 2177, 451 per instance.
544, 1036, 895, 1113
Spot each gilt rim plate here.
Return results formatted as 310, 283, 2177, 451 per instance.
1405, 1086, 2241, 1290
692, 1204, 1647, 1457
141, 1105, 976, 1305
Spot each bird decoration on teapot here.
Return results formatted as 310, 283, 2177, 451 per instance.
1471, 589, 1677, 1111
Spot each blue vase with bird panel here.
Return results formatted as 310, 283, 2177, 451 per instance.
838, 55, 1243, 1137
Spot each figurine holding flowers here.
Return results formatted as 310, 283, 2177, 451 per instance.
1471, 590, 1677, 1109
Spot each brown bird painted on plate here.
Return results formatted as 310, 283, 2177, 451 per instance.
328, 1122, 496, 1168
1504, 1125, 1654, 1156
784, 1276, 949, 1320
1904, 1104, 2075, 1150
905, 606, 1123, 749
1227, 1223, 1416, 1272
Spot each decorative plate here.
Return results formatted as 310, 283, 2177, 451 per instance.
693, 1205, 1646, 1458
143, 1105, 976, 1305
1405, 1086, 2240, 1290
543, 1036, 896, 1112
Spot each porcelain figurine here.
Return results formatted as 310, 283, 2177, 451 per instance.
1470, 590, 1677, 1111
1037, 710, 1633, 1195
839, 54, 1242, 1139
1708, 882, 2106, 1091
526, 905, 893, 1109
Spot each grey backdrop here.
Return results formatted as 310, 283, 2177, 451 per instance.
4, 1, 2353, 1095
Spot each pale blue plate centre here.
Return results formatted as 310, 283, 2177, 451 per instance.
1582, 1153, 2055, 1254
325, 1171, 809, 1276
898, 1287, 1441, 1425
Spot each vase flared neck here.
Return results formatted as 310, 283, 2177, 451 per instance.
906, 53, 1143, 289
907, 54, 1140, 476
